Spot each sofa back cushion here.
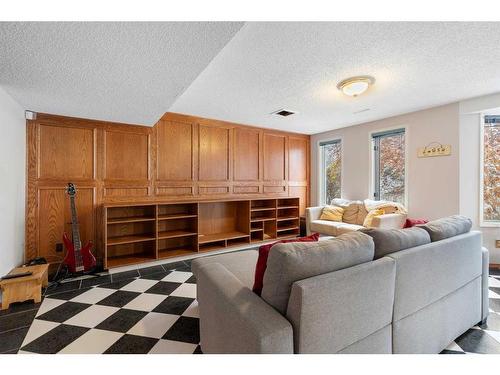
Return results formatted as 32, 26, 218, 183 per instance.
252, 233, 320, 296
388, 231, 482, 321
419, 215, 472, 242
319, 205, 344, 222
342, 201, 366, 225
261, 232, 375, 314
360, 227, 431, 259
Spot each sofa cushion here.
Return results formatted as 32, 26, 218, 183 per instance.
252, 233, 320, 296
319, 205, 344, 222
360, 227, 431, 259
310, 220, 363, 236
363, 209, 385, 228
419, 215, 472, 242
260, 232, 375, 314
192, 250, 259, 288
335, 222, 364, 235
343, 201, 364, 224
310, 219, 340, 236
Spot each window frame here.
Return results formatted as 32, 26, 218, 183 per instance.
479, 113, 500, 227
369, 126, 408, 207
318, 138, 342, 206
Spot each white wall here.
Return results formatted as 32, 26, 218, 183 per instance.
459, 93, 500, 264
0, 87, 25, 277
311, 103, 460, 220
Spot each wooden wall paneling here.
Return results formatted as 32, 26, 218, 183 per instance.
233, 127, 260, 181
198, 124, 231, 182
37, 186, 95, 263
104, 129, 150, 181
288, 135, 310, 215
25, 121, 38, 262
38, 124, 95, 180
263, 133, 287, 182
288, 137, 308, 182
26, 112, 310, 266
156, 120, 194, 181
288, 185, 308, 216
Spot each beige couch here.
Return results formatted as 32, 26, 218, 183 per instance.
306, 199, 407, 236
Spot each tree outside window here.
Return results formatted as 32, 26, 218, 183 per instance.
321, 140, 341, 204
482, 117, 500, 223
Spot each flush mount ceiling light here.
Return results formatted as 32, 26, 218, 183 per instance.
337, 76, 375, 97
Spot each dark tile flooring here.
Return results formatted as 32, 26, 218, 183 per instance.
1, 259, 191, 354
2, 258, 500, 354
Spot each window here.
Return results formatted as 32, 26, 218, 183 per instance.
372, 128, 406, 204
320, 139, 342, 205
481, 115, 500, 225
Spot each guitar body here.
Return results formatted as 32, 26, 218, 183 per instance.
62, 233, 96, 273
61, 183, 97, 274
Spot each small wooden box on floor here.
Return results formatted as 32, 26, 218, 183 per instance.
0, 264, 49, 310
104, 197, 301, 269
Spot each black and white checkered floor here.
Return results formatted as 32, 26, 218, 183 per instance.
2, 259, 500, 354
15, 260, 201, 354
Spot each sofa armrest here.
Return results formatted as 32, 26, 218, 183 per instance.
371, 213, 406, 229
482, 247, 490, 322
305, 206, 324, 235
196, 262, 294, 353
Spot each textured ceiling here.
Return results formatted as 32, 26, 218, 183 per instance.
2, 22, 500, 133
171, 22, 500, 134
0, 22, 243, 125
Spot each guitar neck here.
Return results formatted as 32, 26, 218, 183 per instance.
69, 195, 81, 250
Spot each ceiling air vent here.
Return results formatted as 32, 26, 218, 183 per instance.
272, 109, 296, 117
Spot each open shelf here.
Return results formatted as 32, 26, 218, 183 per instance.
158, 247, 196, 259
277, 228, 300, 239
158, 214, 197, 220
277, 215, 299, 221
107, 253, 157, 268
106, 205, 156, 223
251, 217, 275, 222
278, 198, 300, 208
104, 197, 300, 269
107, 235, 156, 246
106, 240, 156, 268
158, 230, 198, 239
108, 216, 156, 224
198, 231, 249, 244
251, 199, 276, 210
199, 241, 226, 252
277, 225, 299, 232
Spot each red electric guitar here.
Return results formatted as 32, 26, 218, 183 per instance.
62, 183, 96, 273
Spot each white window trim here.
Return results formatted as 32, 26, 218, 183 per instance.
479, 113, 500, 227
368, 125, 409, 208
318, 137, 343, 206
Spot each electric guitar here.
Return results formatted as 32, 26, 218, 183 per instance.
62, 183, 96, 273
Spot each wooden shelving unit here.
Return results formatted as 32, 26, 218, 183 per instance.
104, 197, 300, 269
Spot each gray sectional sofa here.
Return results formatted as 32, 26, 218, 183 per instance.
192, 216, 489, 354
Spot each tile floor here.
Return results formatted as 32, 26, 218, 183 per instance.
1, 260, 500, 354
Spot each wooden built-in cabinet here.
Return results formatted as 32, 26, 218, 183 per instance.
26, 111, 309, 269
104, 197, 300, 269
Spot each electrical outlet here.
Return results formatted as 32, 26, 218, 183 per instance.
496, 240, 500, 249
55, 243, 63, 252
